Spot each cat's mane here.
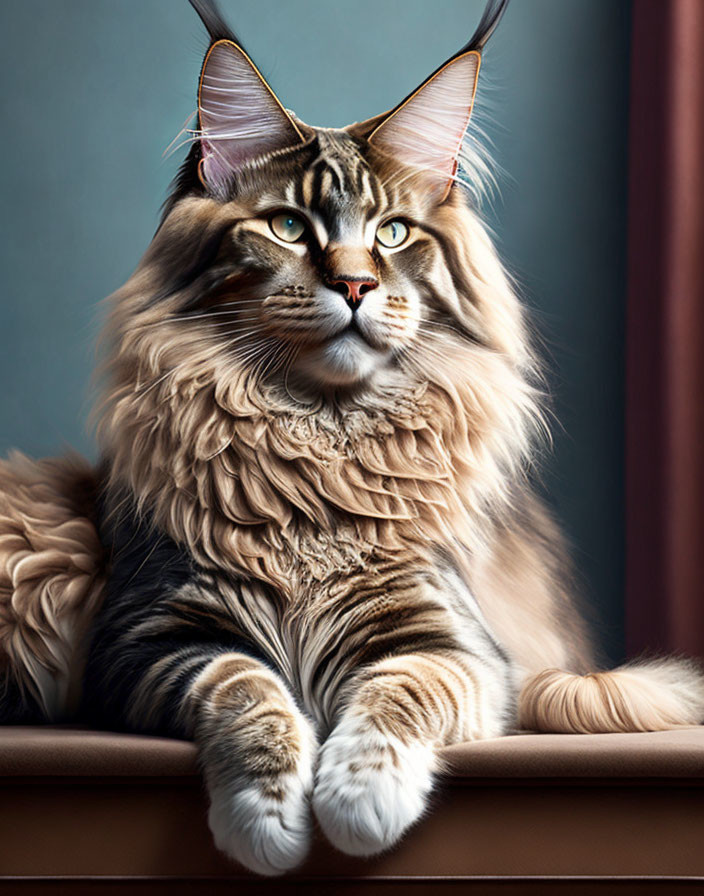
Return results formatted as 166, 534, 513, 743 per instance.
96, 187, 543, 593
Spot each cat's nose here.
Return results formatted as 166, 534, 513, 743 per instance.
328, 277, 379, 311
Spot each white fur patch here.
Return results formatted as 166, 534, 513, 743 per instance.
312, 711, 436, 856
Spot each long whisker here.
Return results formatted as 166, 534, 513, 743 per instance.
417, 320, 469, 342
133, 306, 264, 330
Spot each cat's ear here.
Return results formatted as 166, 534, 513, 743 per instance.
368, 52, 481, 197
190, 2, 304, 197
366, 0, 509, 200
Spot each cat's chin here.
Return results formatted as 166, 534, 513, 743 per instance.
295, 331, 388, 388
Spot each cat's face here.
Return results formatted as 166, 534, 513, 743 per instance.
130, 18, 500, 396
193, 128, 460, 388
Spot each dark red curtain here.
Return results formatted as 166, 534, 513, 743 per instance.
626, 0, 704, 658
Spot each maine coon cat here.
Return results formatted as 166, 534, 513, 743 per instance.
1, 0, 703, 877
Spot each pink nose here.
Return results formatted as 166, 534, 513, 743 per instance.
328, 277, 379, 310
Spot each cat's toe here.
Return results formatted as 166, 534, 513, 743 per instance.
208, 767, 314, 876
312, 718, 436, 857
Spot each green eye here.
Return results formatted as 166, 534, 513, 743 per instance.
376, 219, 409, 248
270, 212, 306, 243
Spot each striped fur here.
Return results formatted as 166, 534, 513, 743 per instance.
2, 0, 703, 877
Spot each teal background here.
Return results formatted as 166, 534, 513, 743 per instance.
0, 0, 631, 661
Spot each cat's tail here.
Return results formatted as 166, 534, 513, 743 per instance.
0, 452, 105, 723
519, 657, 704, 733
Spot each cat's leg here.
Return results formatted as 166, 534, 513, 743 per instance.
89, 634, 317, 874
312, 576, 513, 856
90, 631, 317, 875
182, 652, 317, 876
83, 512, 316, 876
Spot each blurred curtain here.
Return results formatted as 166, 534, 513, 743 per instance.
626, 0, 704, 658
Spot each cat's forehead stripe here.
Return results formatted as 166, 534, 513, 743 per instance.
320, 157, 346, 194
300, 167, 316, 207
286, 132, 388, 231
320, 168, 334, 201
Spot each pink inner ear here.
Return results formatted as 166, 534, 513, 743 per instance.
198, 41, 302, 197
369, 52, 480, 188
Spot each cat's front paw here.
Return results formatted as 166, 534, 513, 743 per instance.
312, 713, 436, 856
206, 713, 317, 876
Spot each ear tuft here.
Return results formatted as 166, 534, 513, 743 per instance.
463, 0, 510, 52
189, 0, 240, 45
368, 52, 481, 198
197, 41, 304, 198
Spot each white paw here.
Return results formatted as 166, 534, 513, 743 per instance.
312, 714, 436, 856
207, 719, 317, 876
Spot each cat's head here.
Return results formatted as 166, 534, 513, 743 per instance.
108, 0, 525, 399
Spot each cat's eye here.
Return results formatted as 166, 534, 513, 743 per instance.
376, 220, 409, 248
269, 212, 306, 243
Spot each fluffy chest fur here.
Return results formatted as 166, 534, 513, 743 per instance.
101, 349, 525, 595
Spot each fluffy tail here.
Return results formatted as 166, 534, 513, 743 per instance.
0, 452, 105, 722
519, 657, 704, 734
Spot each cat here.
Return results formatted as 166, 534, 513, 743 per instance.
1, 0, 703, 877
